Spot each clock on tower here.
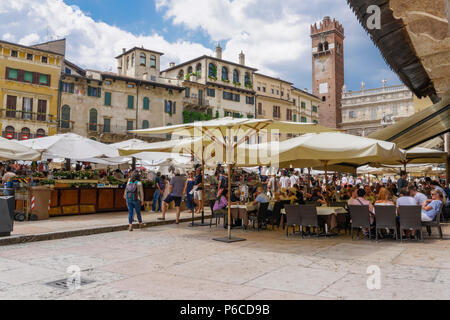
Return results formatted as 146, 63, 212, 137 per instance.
311, 16, 345, 129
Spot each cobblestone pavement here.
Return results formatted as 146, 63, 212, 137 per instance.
0, 222, 449, 300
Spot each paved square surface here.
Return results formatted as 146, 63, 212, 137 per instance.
0, 222, 449, 300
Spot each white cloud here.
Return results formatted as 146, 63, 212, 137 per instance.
0, 0, 399, 91
0, 0, 212, 71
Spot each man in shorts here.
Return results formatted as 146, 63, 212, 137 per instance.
160, 170, 186, 224
194, 167, 203, 214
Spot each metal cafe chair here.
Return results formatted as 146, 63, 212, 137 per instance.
422, 203, 444, 240
374, 205, 398, 241
348, 205, 372, 240
284, 205, 301, 237
298, 205, 321, 239
398, 205, 424, 242
248, 202, 270, 232
269, 202, 283, 231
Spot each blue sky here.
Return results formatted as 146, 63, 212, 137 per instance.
0, 0, 401, 92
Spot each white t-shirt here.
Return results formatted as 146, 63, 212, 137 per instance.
414, 192, 428, 206
280, 176, 290, 189
397, 196, 417, 207
290, 175, 299, 187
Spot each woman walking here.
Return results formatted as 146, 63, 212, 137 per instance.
183, 171, 196, 214
124, 172, 145, 232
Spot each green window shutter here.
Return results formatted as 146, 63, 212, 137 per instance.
59, 80, 63, 92
293, 115, 297, 122
97, 88, 101, 98
8, 68, 18, 80
24, 71, 33, 83
88, 86, 92, 97
128, 95, 134, 109
143, 97, 149, 110
70, 83, 75, 94
39, 74, 48, 85
173, 102, 176, 114
105, 92, 111, 106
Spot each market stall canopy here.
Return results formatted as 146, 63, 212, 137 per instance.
0, 137, 41, 161
18, 133, 119, 160
238, 132, 405, 169
133, 152, 193, 167
131, 117, 336, 137
368, 96, 450, 149
118, 137, 207, 156
110, 139, 145, 149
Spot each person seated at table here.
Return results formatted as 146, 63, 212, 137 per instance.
294, 184, 305, 205
252, 187, 269, 205
268, 192, 281, 211
347, 187, 358, 205
375, 187, 395, 206
311, 188, 327, 206
421, 190, 445, 222
327, 186, 337, 202
352, 189, 375, 237
213, 189, 228, 214
288, 188, 298, 205
231, 189, 241, 204
365, 185, 376, 204
409, 186, 428, 206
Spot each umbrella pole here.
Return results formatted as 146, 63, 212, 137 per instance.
227, 163, 232, 239
307, 168, 312, 194
190, 146, 209, 227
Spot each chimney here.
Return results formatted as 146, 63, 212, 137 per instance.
239, 51, 245, 65
122, 48, 126, 54
215, 43, 222, 60
169, 62, 175, 68
304, 88, 309, 93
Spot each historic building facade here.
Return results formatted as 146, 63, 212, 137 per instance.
161, 45, 257, 122
340, 81, 415, 136
60, 47, 184, 143
0, 39, 63, 140
311, 16, 345, 129
254, 73, 321, 140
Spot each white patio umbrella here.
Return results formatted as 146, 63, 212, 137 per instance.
0, 137, 41, 161
130, 118, 336, 243
18, 133, 119, 160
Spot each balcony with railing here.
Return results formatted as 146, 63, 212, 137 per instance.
183, 97, 210, 111
0, 109, 56, 124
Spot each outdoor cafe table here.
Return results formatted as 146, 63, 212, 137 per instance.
230, 205, 250, 228
281, 206, 347, 235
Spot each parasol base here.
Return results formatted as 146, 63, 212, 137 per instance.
213, 237, 247, 243
189, 222, 210, 227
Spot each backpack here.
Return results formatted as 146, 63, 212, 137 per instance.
126, 181, 139, 201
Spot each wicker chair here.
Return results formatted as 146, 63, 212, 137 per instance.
348, 205, 372, 240
398, 206, 423, 242
284, 205, 301, 237
422, 203, 444, 240
374, 205, 398, 241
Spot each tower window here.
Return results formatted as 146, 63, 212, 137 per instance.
322, 96, 326, 102
324, 41, 329, 51
318, 43, 324, 52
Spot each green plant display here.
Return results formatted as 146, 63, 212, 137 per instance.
233, 81, 242, 87
39, 179, 55, 186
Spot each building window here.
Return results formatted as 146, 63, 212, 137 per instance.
178, 70, 184, 80
61, 105, 71, 129
322, 96, 326, 102
4, 126, 15, 140
6, 95, 17, 118
257, 87, 261, 91
293, 114, 297, 122
26, 53, 33, 61
244, 72, 251, 85
287, 109, 293, 121
142, 120, 149, 129
89, 109, 98, 131
103, 118, 111, 133
222, 67, 229, 81
41, 56, 48, 63
318, 43, 324, 52
11, 50, 18, 57
208, 63, 217, 78
349, 111, 356, 119
104, 92, 112, 106
273, 106, 281, 118
88, 86, 101, 97
312, 106, 318, 113
21, 127, 30, 140
131, 54, 135, 67
196, 63, 202, 76
185, 87, 190, 98
301, 102, 306, 109
233, 69, 239, 83
39, 74, 49, 86
62, 82, 74, 93
301, 116, 307, 123
187, 66, 193, 74
246, 96, 254, 105
126, 56, 130, 69
7, 68, 18, 80
258, 103, 263, 115
127, 83, 135, 88
150, 55, 157, 68
324, 42, 329, 51
127, 95, 134, 109
36, 129, 46, 138
140, 53, 146, 66
165, 100, 176, 114
37, 100, 47, 122
127, 120, 134, 131
207, 88, 215, 97
143, 97, 150, 110
371, 108, 377, 120
22, 98, 33, 120
263, 87, 266, 93
65, 68, 71, 75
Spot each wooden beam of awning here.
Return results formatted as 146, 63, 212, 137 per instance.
368, 95, 450, 149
